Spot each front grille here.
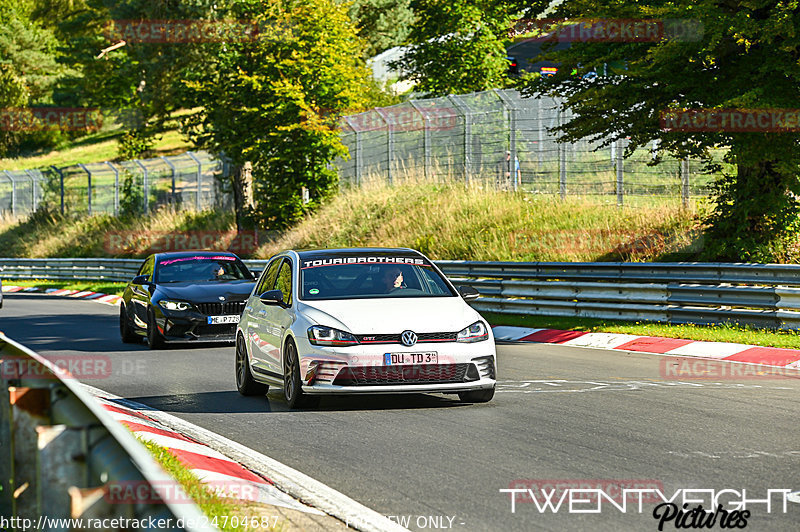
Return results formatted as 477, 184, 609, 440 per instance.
333, 363, 475, 386
196, 301, 246, 316
194, 324, 237, 336
356, 332, 458, 344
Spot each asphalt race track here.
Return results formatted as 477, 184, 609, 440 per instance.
3, 293, 799, 531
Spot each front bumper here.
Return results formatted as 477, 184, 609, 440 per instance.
155, 310, 240, 343
296, 337, 496, 395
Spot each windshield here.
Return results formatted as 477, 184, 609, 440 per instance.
155, 255, 252, 283
300, 255, 455, 300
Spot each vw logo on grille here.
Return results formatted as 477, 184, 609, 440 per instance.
401, 330, 418, 346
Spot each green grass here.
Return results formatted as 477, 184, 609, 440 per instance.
0, 109, 195, 171
483, 311, 800, 349
1, 279, 126, 296
258, 180, 705, 262
137, 438, 285, 531
0, 207, 236, 258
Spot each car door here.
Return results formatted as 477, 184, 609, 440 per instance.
246, 257, 282, 376
130, 256, 155, 329
263, 258, 295, 375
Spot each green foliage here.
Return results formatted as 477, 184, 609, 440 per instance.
117, 128, 153, 160
349, 0, 415, 57
119, 169, 143, 217
395, 0, 530, 96
185, 0, 375, 230
522, 0, 800, 263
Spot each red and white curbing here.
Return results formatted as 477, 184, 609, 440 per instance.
492, 326, 800, 369
2, 284, 122, 306
90, 393, 323, 514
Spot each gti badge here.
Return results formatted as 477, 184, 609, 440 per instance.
401, 330, 418, 346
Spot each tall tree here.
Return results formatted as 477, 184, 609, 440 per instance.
395, 0, 529, 96
522, 0, 800, 262
184, 0, 375, 229
349, 0, 415, 57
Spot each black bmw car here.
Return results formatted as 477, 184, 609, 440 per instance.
120, 251, 257, 349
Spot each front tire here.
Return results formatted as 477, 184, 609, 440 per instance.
458, 387, 495, 403
283, 339, 318, 409
236, 335, 269, 396
146, 309, 165, 350
119, 304, 138, 344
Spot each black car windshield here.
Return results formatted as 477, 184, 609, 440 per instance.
155, 256, 252, 283
300, 256, 455, 300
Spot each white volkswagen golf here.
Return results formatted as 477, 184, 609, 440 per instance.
235, 248, 496, 408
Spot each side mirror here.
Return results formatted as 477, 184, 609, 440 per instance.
132, 275, 150, 285
259, 290, 285, 306
458, 285, 480, 302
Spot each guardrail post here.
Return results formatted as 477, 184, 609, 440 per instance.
186, 151, 203, 209
681, 159, 690, 208
106, 162, 120, 215
160, 156, 177, 205
134, 159, 149, 213
77, 164, 92, 215
615, 139, 624, 207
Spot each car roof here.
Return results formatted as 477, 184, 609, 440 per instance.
295, 247, 421, 260
153, 251, 241, 261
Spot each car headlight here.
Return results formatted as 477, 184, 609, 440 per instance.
457, 321, 489, 343
307, 326, 359, 346
158, 300, 193, 311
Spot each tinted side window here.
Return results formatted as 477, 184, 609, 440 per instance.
275, 260, 293, 306
139, 257, 155, 280
256, 258, 282, 295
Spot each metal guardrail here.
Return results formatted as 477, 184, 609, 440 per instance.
0, 333, 214, 529
436, 261, 800, 330
2, 258, 800, 330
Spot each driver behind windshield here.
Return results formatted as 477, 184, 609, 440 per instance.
380, 266, 405, 293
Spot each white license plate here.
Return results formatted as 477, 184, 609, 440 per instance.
207, 315, 240, 325
383, 352, 438, 365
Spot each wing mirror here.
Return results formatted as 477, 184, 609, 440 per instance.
458, 285, 480, 301
259, 290, 285, 306
132, 275, 150, 285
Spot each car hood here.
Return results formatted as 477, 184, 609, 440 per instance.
299, 297, 482, 334
155, 280, 255, 302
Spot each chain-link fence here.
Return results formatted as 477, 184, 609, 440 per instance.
0, 151, 232, 217
337, 88, 719, 205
